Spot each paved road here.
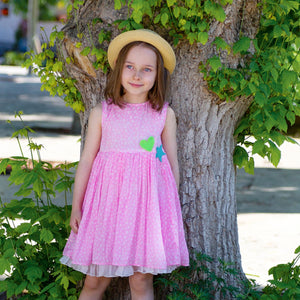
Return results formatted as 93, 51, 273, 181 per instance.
1, 66, 300, 287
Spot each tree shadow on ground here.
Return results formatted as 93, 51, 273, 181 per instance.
237, 168, 300, 213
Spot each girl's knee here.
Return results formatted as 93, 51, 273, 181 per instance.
129, 272, 153, 291
84, 275, 111, 291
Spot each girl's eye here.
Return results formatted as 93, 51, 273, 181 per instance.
126, 65, 134, 70
144, 68, 152, 72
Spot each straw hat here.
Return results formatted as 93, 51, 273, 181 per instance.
107, 29, 176, 74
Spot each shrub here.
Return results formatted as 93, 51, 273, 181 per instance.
0, 113, 83, 299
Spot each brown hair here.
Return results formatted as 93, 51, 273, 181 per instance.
104, 41, 170, 111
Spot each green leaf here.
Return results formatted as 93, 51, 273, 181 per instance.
273, 25, 283, 38
197, 21, 207, 32
161, 12, 169, 26
244, 157, 254, 175
207, 56, 222, 72
15, 222, 31, 234
212, 4, 226, 22
167, 0, 176, 7
114, 0, 122, 10
81, 47, 91, 56
0, 257, 11, 274
281, 70, 297, 88
40, 228, 54, 243
198, 32, 209, 45
268, 140, 281, 167
204, 0, 214, 14
233, 146, 248, 167
270, 68, 279, 81
27, 282, 40, 294
15, 281, 27, 296
25, 266, 43, 283
154, 14, 161, 24
213, 37, 229, 52
286, 111, 296, 125
173, 6, 180, 18
252, 139, 266, 157
61, 275, 69, 290
254, 91, 267, 107
233, 36, 251, 54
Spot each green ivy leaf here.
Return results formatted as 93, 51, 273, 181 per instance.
154, 14, 161, 24
281, 70, 297, 89
198, 32, 209, 45
173, 6, 180, 18
132, 10, 143, 23
114, 0, 122, 10
213, 37, 229, 52
212, 4, 226, 22
273, 25, 283, 38
254, 91, 267, 107
204, 0, 214, 15
233, 37, 251, 54
161, 12, 169, 26
81, 47, 91, 56
197, 21, 207, 32
207, 56, 222, 72
167, 0, 176, 7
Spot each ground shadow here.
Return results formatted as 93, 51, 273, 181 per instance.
237, 168, 300, 213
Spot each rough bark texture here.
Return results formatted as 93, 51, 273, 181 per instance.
60, 0, 261, 298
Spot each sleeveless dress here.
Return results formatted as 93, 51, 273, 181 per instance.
60, 100, 189, 277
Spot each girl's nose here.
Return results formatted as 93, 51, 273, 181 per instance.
133, 70, 142, 80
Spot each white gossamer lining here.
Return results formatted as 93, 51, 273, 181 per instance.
60, 256, 179, 277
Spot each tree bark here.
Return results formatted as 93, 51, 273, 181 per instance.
59, 0, 261, 298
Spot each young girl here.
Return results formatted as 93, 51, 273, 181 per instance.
60, 29, 189, 300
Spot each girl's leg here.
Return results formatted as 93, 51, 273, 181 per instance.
79, 275, 111, 300
129, 272, 154, 300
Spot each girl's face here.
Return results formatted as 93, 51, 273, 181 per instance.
121, 45, 157, 103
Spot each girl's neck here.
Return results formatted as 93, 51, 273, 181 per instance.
122, 95, 148, 105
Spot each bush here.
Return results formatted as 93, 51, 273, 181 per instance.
2, 52, 27, 67
0, 113, 83, 299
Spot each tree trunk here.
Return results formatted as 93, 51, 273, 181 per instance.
60, 0, 260, 298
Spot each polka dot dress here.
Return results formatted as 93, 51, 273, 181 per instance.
60, 100, 189, 277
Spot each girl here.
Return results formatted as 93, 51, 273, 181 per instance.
60, 29, 189, 300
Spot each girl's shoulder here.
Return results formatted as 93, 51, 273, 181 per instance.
165, 105, 175, 119
88, 102, 103, 125
93, 102, 103, 112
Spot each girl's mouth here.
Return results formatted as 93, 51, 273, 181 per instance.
129, 83, 143, 88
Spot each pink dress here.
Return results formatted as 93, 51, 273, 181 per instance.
60, 100, 189, 277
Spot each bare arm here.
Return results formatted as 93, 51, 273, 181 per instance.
161, 106, 180, 190
70, 103, 102, 233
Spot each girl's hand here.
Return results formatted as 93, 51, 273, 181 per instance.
70, 209, 82, 234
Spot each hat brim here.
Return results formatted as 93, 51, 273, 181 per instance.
107, 29, 176, 74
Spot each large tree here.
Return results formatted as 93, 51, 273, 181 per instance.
27, 0, 300, 298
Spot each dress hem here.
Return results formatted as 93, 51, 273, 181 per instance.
60, 256, 182, 277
